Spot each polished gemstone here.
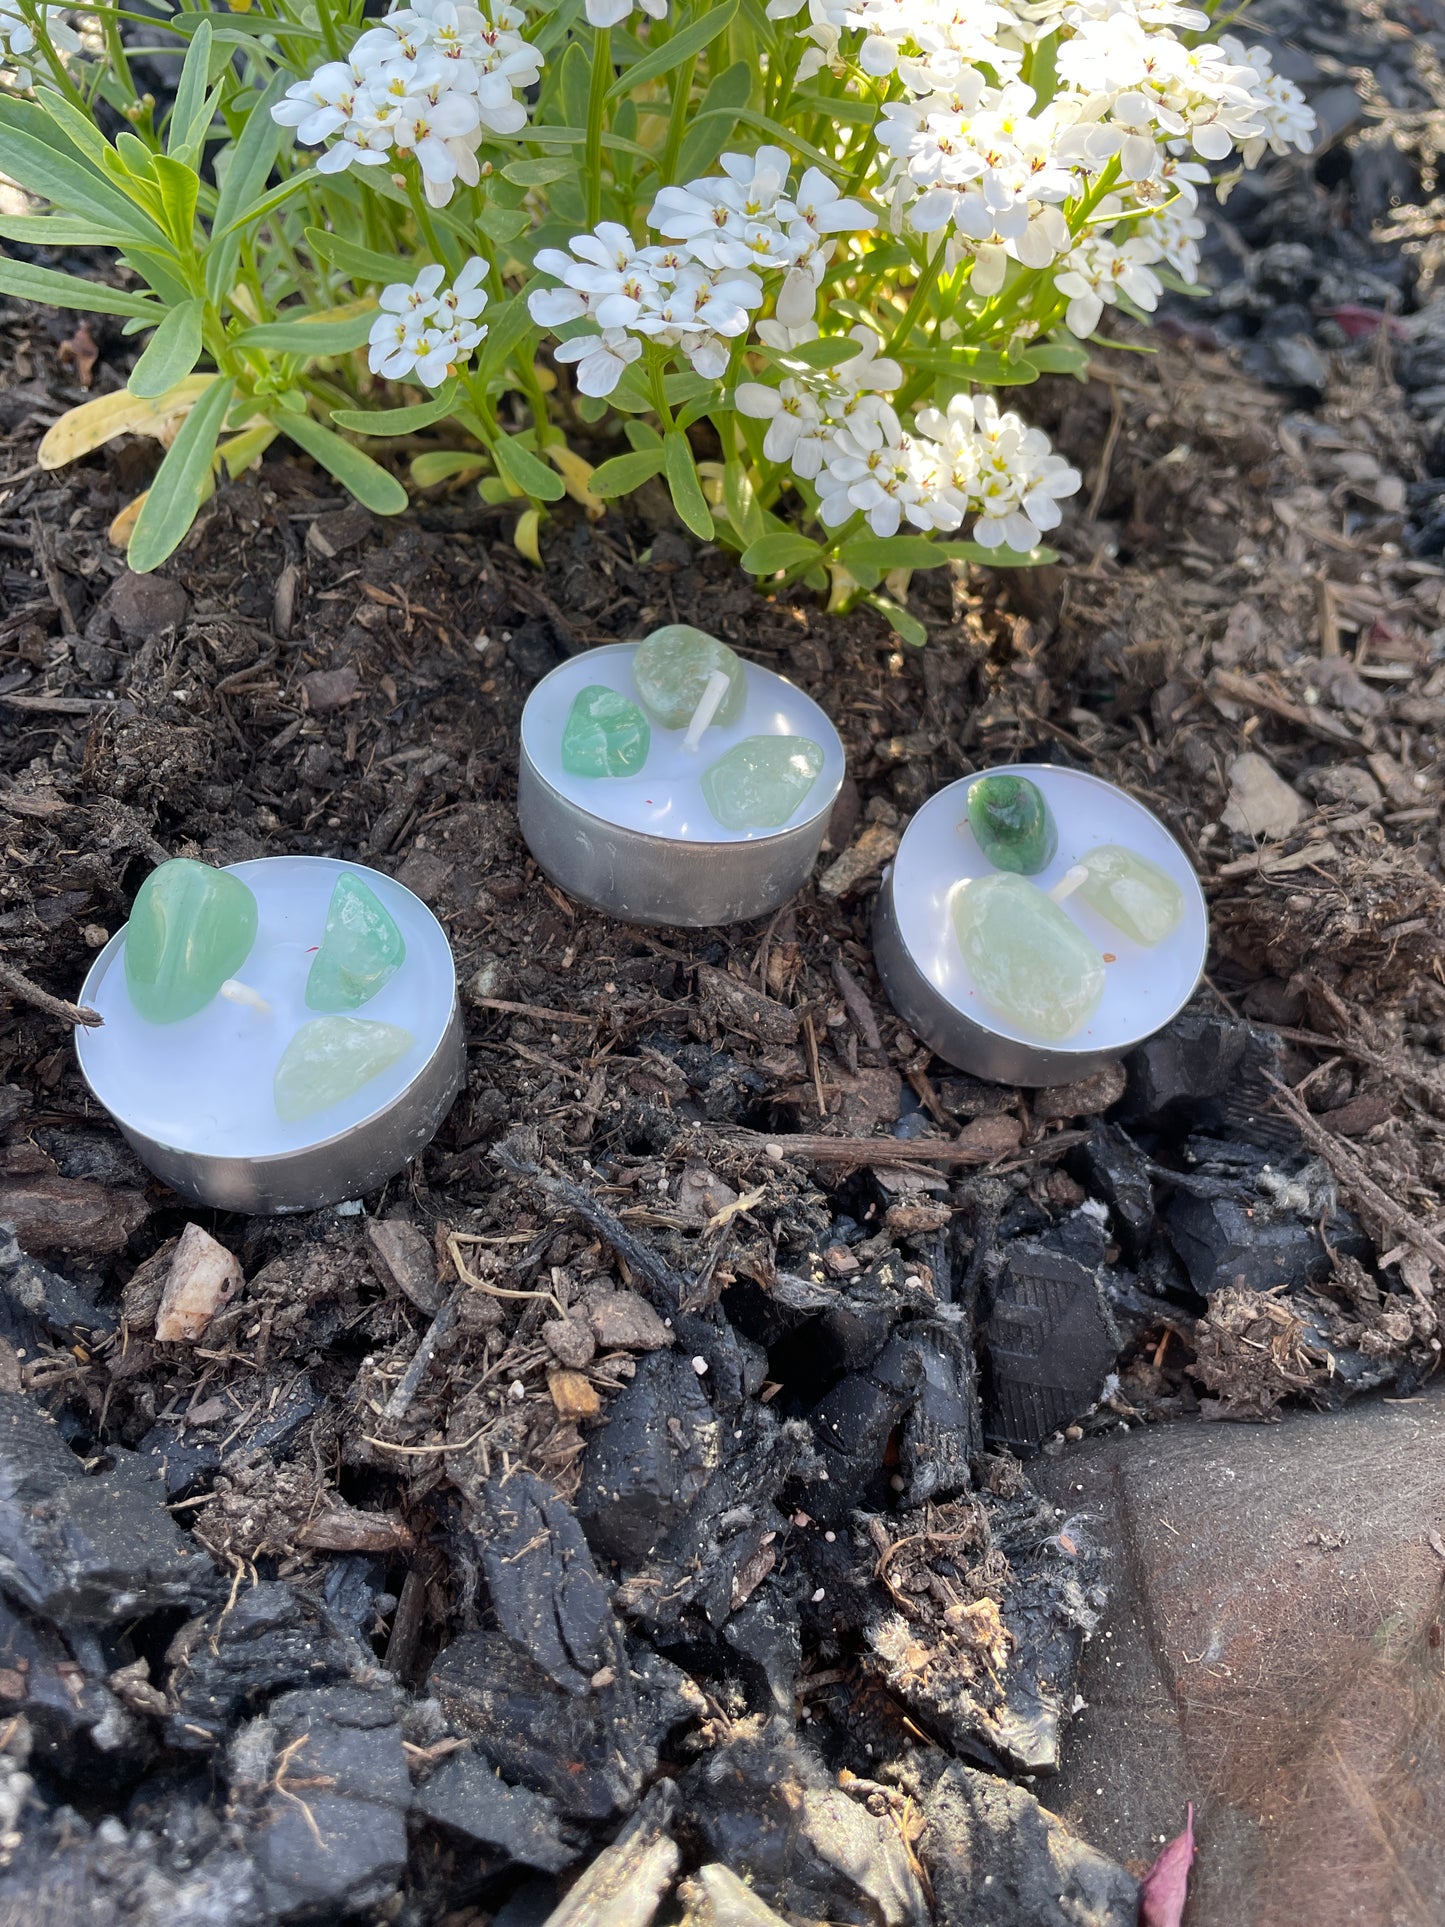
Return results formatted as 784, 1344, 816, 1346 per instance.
1077, 843, 1185, 946
305, 874, 406, 1011
701, 734, 824, 831
966, 774, 1057, 875
124, 859, 258, 1025
632, 625, 747, 731
952, 873, 1105, 1041
561, 684, 651, 778
274, 1016, 414, 1124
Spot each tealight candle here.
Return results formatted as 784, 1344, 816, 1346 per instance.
75, 856, 464, 1213
873, 765, 1208, 1086
518, 627, 846, 927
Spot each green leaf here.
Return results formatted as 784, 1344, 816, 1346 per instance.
492, 433, 566, 501
476, 293, 536, 382
676, 59, 752, 179
277, 412, 409, 514
707, 106, 834, 172
588, 447, 666, 496
558, 38, 590, 129
609, 0, 739, 99
868, 595, 927, 646
206, 71, 286, 304
0, 256, 162, 319
0, 115, 164, 241
724, 460, 765, 545
129, 298, 205, 398
152, 154, 200, 248
663, 429, 713, 541
128, 376, 234, 574
773, 337, 864, 369
623, 420, 663, 451
477, 204, 530, 247
330, 382, 460, 435
840, 534, 949, 572
910, 345, 1039, 385
234, 309, 376, 354
168, 19, 213, 161
0, 215, 126, 247
741, 532, 820, 574
411, 449, 485, 486
502, 157, 573, 186
305, 228, 408, 288
939, 540, 1057, 567
1026, 341, 1090, 376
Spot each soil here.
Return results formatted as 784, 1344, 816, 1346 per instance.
3, 1, 1445, 1910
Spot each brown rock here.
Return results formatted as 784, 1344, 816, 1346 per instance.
818, 819, 902, 899
1039, 1392, 1445, 1927
674, 1163, 740, 1226
547, 1368, 601, 1420
301, 663, 360, 713
1033, 1063, 1127, 1120
154, 1222, 241, 1343
366, 1217, 445, 1313
836, 1066, 903, 1133
697, 964, 799, 1046
304, 505, 374, 558
588, 1291, 673, 1352
1317, 1090, 1392, 1137
543, 1313, 597, 1369
99, 570, 189, 639
954, 1113, 1023, 1161
0, 1176, 147, 1256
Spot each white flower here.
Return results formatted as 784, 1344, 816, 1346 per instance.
553, 328, 643, 397
0, 3, 78, 87
736, 378, 830, 474
369, 262, 488, 386
1054, 231, 1162, 337
945, 393, 1081, 549
585, 0, 665, 24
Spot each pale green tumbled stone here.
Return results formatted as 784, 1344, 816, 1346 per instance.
1076, 844, 1184, 947
952, 873, 1105, 1042
632, 625, 747, 731
561, 684, 650, 778
305, 874, 406, 1012
274, 1016, 414, 1124
124, 859, 258, 1025
701, 735, 824, 831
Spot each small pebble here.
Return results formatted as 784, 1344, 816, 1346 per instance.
691, 1355, 708, 1374
509, 1379, 526, 1401
811, 1588, 826, 1603
765, 1142, 784, 1160
824, 1530, 835, 1543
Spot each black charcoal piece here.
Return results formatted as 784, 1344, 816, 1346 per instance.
899, 1318, 982, 1506
0, 1809, 268, 1924
430, 1629, 702, 1822
983, 1242, 1119, 1454
575, 1350, 719, 1567
684, 1723, 928, 1927
1119, 1010, 1279, 1139
165, 1580, 370, 1750
0, 1594, 149, 1785
1068, 1125, 1155, 1262
0, 1224, 113, 1342
413, 1751, 578, 1872
477, 1470, 615, 1695
723, 1584, 802, 1713
137, 1421, 222, 1501
806, 1332, 924, 1517
920, 1762, 1138, 1927
1166, 1191, 1333, 1297
241, 1683, 409, 1921
0, 1391, 215, 1624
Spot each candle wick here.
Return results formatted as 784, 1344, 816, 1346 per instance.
1049, 864, 1089, 905
682, 670, 732, 751
219, 979, 272, 1015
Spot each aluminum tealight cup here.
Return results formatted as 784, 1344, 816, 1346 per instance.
518, 643, 845, 927
873, 765, 1209, 1087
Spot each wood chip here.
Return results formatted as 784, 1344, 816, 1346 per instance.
547, 1368, 602, 1420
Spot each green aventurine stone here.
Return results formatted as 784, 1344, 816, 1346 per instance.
274, 1016, 414, 1124
966, 774, 1058, 875
1077, 843, 1185, 947
952, 873, 1105, 1042
305, 874, 406, 1011
701, 735, 824, 831
124, 858, 258, 1025
561, 684, 651, 778
632, 625, 747, 730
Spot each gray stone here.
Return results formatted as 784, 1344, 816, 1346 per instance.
413, 1752, 577, 1872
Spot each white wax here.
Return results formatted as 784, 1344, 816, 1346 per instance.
76, 857, 456, 1158
890, 766, 1208, 1054
521, 643, 846, 842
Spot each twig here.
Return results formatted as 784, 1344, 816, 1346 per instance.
1086, 384, 1124, 521
494, 1143, 687, 1314
383, 1287, 462, 1421
447, 1233, 565, 1315
1264, 1073, 1445, 1277
715, 1128, 1084, 1168
0, 955, 102, 1028
473, 996, 598, 1026
832, 955, 884, 1054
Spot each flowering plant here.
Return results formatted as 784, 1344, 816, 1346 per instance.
0, 0, 1313, 629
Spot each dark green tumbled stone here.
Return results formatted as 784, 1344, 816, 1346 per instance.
965, 774, 1058, 875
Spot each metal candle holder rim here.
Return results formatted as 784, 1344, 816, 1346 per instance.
876, 763, 1210, 1084
518, 644, 846, 849
74, 856, 465, 1210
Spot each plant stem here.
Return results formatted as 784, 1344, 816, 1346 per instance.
658, 53, 696, 186
585, 27, 612, 228
886, 243, 946, 358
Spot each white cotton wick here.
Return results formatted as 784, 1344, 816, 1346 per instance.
219, 979, 272, 1015
683, 669, 732, 751
1048, 864, 1089, 904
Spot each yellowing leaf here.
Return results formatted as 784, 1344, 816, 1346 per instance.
39, 375, 217, 470
547, 443, 603, 519
108, 492, 148, 547
514, 508, 542, 567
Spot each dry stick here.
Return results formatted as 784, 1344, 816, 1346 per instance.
1264, 1073, 1445, 1281
832, 955, 884, 1054
0, 955, 102, 1029
716, 1127, 1087, 1168
473, 996, 598, 1026
383, 1287, 462, 1422
494, 1144, 687, 1315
